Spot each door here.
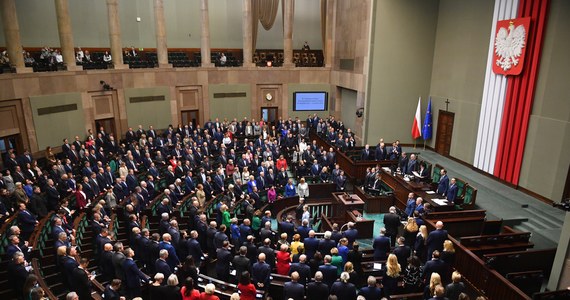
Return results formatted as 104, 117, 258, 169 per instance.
261, 107, 278, 126
435, 110, 454, 156
0, 135, 23, 169
95, 118, 117, 138
181, 110, 200, 128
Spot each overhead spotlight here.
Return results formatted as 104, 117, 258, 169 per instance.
100, 80, 113, 91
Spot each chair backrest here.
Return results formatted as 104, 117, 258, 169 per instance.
432, 164, 442, 183
463, 184, 477, 207
456, 179, 466, 199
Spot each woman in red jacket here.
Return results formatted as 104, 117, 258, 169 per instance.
276, 244, 291, 275
75, 183, 88, 211
237, 271, 257, 300
276, 155, 288, 171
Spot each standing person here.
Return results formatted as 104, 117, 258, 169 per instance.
445, 271, 466, 300
237, 271, 257, 300
383, 206, 401, 247
382, 254, 401, 297
426, 221, 448, 260
180, 277, 200, 300
123, 248, 149, 299
415, 225, 429, 263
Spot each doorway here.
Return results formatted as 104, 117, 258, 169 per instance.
261, 107, 278, 126
95, 118, 117, 138
435, 110, 454, 156
181, 110, 200, 128
0, 135, 23, 169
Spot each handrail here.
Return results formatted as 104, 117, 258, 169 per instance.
31, 258, 58, 300
28, 212, 54, 256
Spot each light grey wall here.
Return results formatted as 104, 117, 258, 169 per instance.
366, 0, 439, 144
340, 88, 357, 132
124, 87, 171, 130
518, 0, 570, 202
0, 0, 322, 50
208, 84, 251, 121
428, 0, 494, 164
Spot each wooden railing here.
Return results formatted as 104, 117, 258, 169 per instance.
31, 258, 59, 300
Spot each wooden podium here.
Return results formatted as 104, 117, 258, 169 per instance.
330, 192, 374, 238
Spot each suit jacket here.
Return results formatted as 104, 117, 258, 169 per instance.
232, 255, 251, 280
423, 258, 447, 282
330, 281, 357, 300
71, 267, 91, 300
303, 237, 319, 259
159, 241, 180, 271
359, 286, 382, 300
112, 251, 126, 280
317, 239, 336, 256
372, 235, 391, 260
361, 149, 373, 160
447, 184, 458, 203
283, 281, 305, 300
343, 228, 358, 248
252, 261, 271, 286
426, 229, 448, 260
318, 264, 338, 288
289, 262, 311, 285
17, 209, 36, 233
307, 281, 329, 300
123, 258, 148, 288
383, 212, 401, 237
437, 175, 449, 196
155, 258, 172, 280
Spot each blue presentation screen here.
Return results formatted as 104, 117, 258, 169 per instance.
293, 92, 328, 111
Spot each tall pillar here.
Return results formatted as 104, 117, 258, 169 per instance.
199, 0, 213, 67
154, 0, 171, 68
54, 0, 79, 70
283, 0, 294, 67
0, 0, 32, 73
548, 212, 570, 290
325, 0, 335, 68
106, 0, 128, 69
242, 0, 254, 67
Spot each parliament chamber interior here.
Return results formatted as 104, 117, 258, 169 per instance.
0, 0, 569, 300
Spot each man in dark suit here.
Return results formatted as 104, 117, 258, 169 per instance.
318, 231, 336, 256
252, 252, 271, 290
17, 203, 37, 241
303, 230, 319, 260
393, 237, 412, 268
71, 258, 93, 300
426, 221, 448, 261
375, 142, 386, 161
279, 215, 295, 242
257, 238, 276, 270
307, 272, 329, 299
61, 246, 80, 288
437, 169, 449, 196
283, 272, 305, 300
239, 219, 253, 245
216, 241, 232, 282
343, 222, 358, 249
159, 233, 180, 271
383, 206, 402, 247
423, 250, 447, 282
361, 144, 373, 160
5, 235, 28, 259
289, 255, 311, 286
111, 242, 126, 281
372, 228, 391, 261
232, 246, 251, 282
155, 249, 172, 280
405, 154, 418, 175
99, 243, 115, 282
103, 279, 122, 300
359, 276, 382, 300
7, 251, 29, 298
123, 248, 149, 299
318, 255, 338, 289
186, 230, 205, 267
447, 178, 458, 204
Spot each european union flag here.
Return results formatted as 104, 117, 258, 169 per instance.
423, 97, 433, 140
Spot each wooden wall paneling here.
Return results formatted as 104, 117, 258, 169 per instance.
256, 84, 282, 120
0, 99, 30, 152
176, 86, 203, 125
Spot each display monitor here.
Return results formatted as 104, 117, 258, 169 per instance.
293, 91, 328, 111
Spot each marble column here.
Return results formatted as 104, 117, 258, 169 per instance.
106, 0, 128, 69
325, 0, 335, 68
154, 0, 171, 68
283, 0, 295, 67
241, 0, 254, 67
54, 0, 79, 70
199, 0, 213, 67
0, 0, 32, 73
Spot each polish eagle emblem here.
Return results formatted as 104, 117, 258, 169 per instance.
493, 17, 531, 76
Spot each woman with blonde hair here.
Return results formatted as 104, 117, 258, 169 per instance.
426, 272, 442, 299
290, 234, 304, 257
382, 253, 401, 297
344, 261, 359, 286
414, 225, 428, 263
276, 244, 291, 275
196, 184, 206, 207
403, 217, 419, 247
220, 204, 231, 229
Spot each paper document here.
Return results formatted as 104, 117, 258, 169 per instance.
373, 263, 382, 270
426, 191, 436, 194
432, 199, 449, 206
382, 167, 391, 172
412, 171, 423, 177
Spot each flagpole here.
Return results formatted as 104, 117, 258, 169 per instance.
423, 139, 426, 150
414, 138, 416, 149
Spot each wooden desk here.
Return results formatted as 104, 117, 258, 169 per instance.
380, 169, 454, 212
332, 192, 365, 212
354, 185, 395, 213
